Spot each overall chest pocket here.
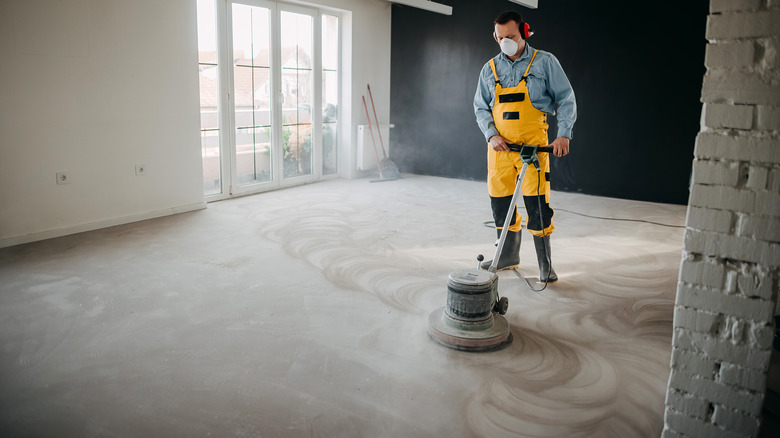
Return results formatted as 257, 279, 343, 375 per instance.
498, 93, 525, 103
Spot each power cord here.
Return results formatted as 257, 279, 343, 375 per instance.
484, 153, 550, 293
486, 149, 685, 294
553, 208, 685, 228
482, 208, 686, 229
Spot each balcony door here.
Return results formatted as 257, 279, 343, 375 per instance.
199, 0, 337, 199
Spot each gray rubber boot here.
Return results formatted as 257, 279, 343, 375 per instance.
481, 230, 521, 271
533, 235, 558, 282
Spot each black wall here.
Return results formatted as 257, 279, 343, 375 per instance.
389, 0, 709, 205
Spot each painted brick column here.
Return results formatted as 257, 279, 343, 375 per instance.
662, 1, 780, 437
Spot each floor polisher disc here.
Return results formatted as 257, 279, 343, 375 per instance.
427, 307, 513, 352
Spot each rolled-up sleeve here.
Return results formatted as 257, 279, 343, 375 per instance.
474, 64, 499, 143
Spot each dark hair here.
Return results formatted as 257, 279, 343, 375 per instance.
494, 11, 523, 28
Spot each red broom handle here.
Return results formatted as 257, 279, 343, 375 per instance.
362, 96, 383, 173
367, 84, 387, 159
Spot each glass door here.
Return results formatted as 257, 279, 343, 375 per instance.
197, 0, 222, 196
198, 1, 335, 200
279, 9, 314, 180
230, 1, 275, 191
229, 1, 318, 196
321, 14, 339, 176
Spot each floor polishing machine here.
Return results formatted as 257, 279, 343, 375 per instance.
427, 144, 553, 352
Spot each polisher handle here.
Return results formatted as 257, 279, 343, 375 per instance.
506, 144, 554, 154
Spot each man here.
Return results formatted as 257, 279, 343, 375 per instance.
474, 11, 576, 282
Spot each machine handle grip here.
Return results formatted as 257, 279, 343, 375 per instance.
506, 144, 554, 154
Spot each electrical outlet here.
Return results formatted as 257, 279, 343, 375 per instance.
56, 171, 71, 185
135, 164, 146, 176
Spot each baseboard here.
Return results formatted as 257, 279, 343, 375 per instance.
0, 202, 208, 249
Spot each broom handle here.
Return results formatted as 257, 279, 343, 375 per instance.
362, 96, 383, 175
367, 84, 387, 159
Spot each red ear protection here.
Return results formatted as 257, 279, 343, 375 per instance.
520, 21, 533, 39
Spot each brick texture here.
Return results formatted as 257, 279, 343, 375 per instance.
686, 206, 733, 233
757, 105, 780, 130
704, 103, 754, 130
701, 69, 780, 105
664, 2, 780, 437
710, 0, 762, 13
706, 11, 780, 39
705, 41, 755, 68
691, 159, 742, 186
694, 133, 779, 165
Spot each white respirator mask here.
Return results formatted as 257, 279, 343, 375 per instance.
499, 37, 519, 57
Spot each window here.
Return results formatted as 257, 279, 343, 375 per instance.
321, 14, 339, 176
197, 0, 221, 196
196, 1, 340, 199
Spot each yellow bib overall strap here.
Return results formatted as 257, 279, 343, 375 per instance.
488, 51, 547, 146
486, 51, 554, 236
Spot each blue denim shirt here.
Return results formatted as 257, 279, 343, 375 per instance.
474, 43, 577, 142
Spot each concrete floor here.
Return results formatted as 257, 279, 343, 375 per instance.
0, 175, 687, 437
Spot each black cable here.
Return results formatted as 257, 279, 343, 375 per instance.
554, 208, 686, 228
483, 208, 686, 229
485, 148, 685, 295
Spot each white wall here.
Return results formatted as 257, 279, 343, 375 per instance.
0, 0, 205, 247
0, 0, 394, 247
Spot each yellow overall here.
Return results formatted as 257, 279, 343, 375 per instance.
487, 50, 555, 237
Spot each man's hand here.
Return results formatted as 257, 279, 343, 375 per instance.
550, 136, 570, 157
489, 135, 510, 152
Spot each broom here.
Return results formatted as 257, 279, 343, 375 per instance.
367, 83, 401, 180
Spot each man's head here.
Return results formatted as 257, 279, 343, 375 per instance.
493, 11, 526, 59
494, 11, 524, 35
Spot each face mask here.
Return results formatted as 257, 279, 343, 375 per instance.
499, 37, 518, 57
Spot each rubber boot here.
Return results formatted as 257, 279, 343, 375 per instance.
481, 230, 521, 271
533, 235, 558, 282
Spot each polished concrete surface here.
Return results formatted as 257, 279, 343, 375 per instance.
0, 175, 687, 437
